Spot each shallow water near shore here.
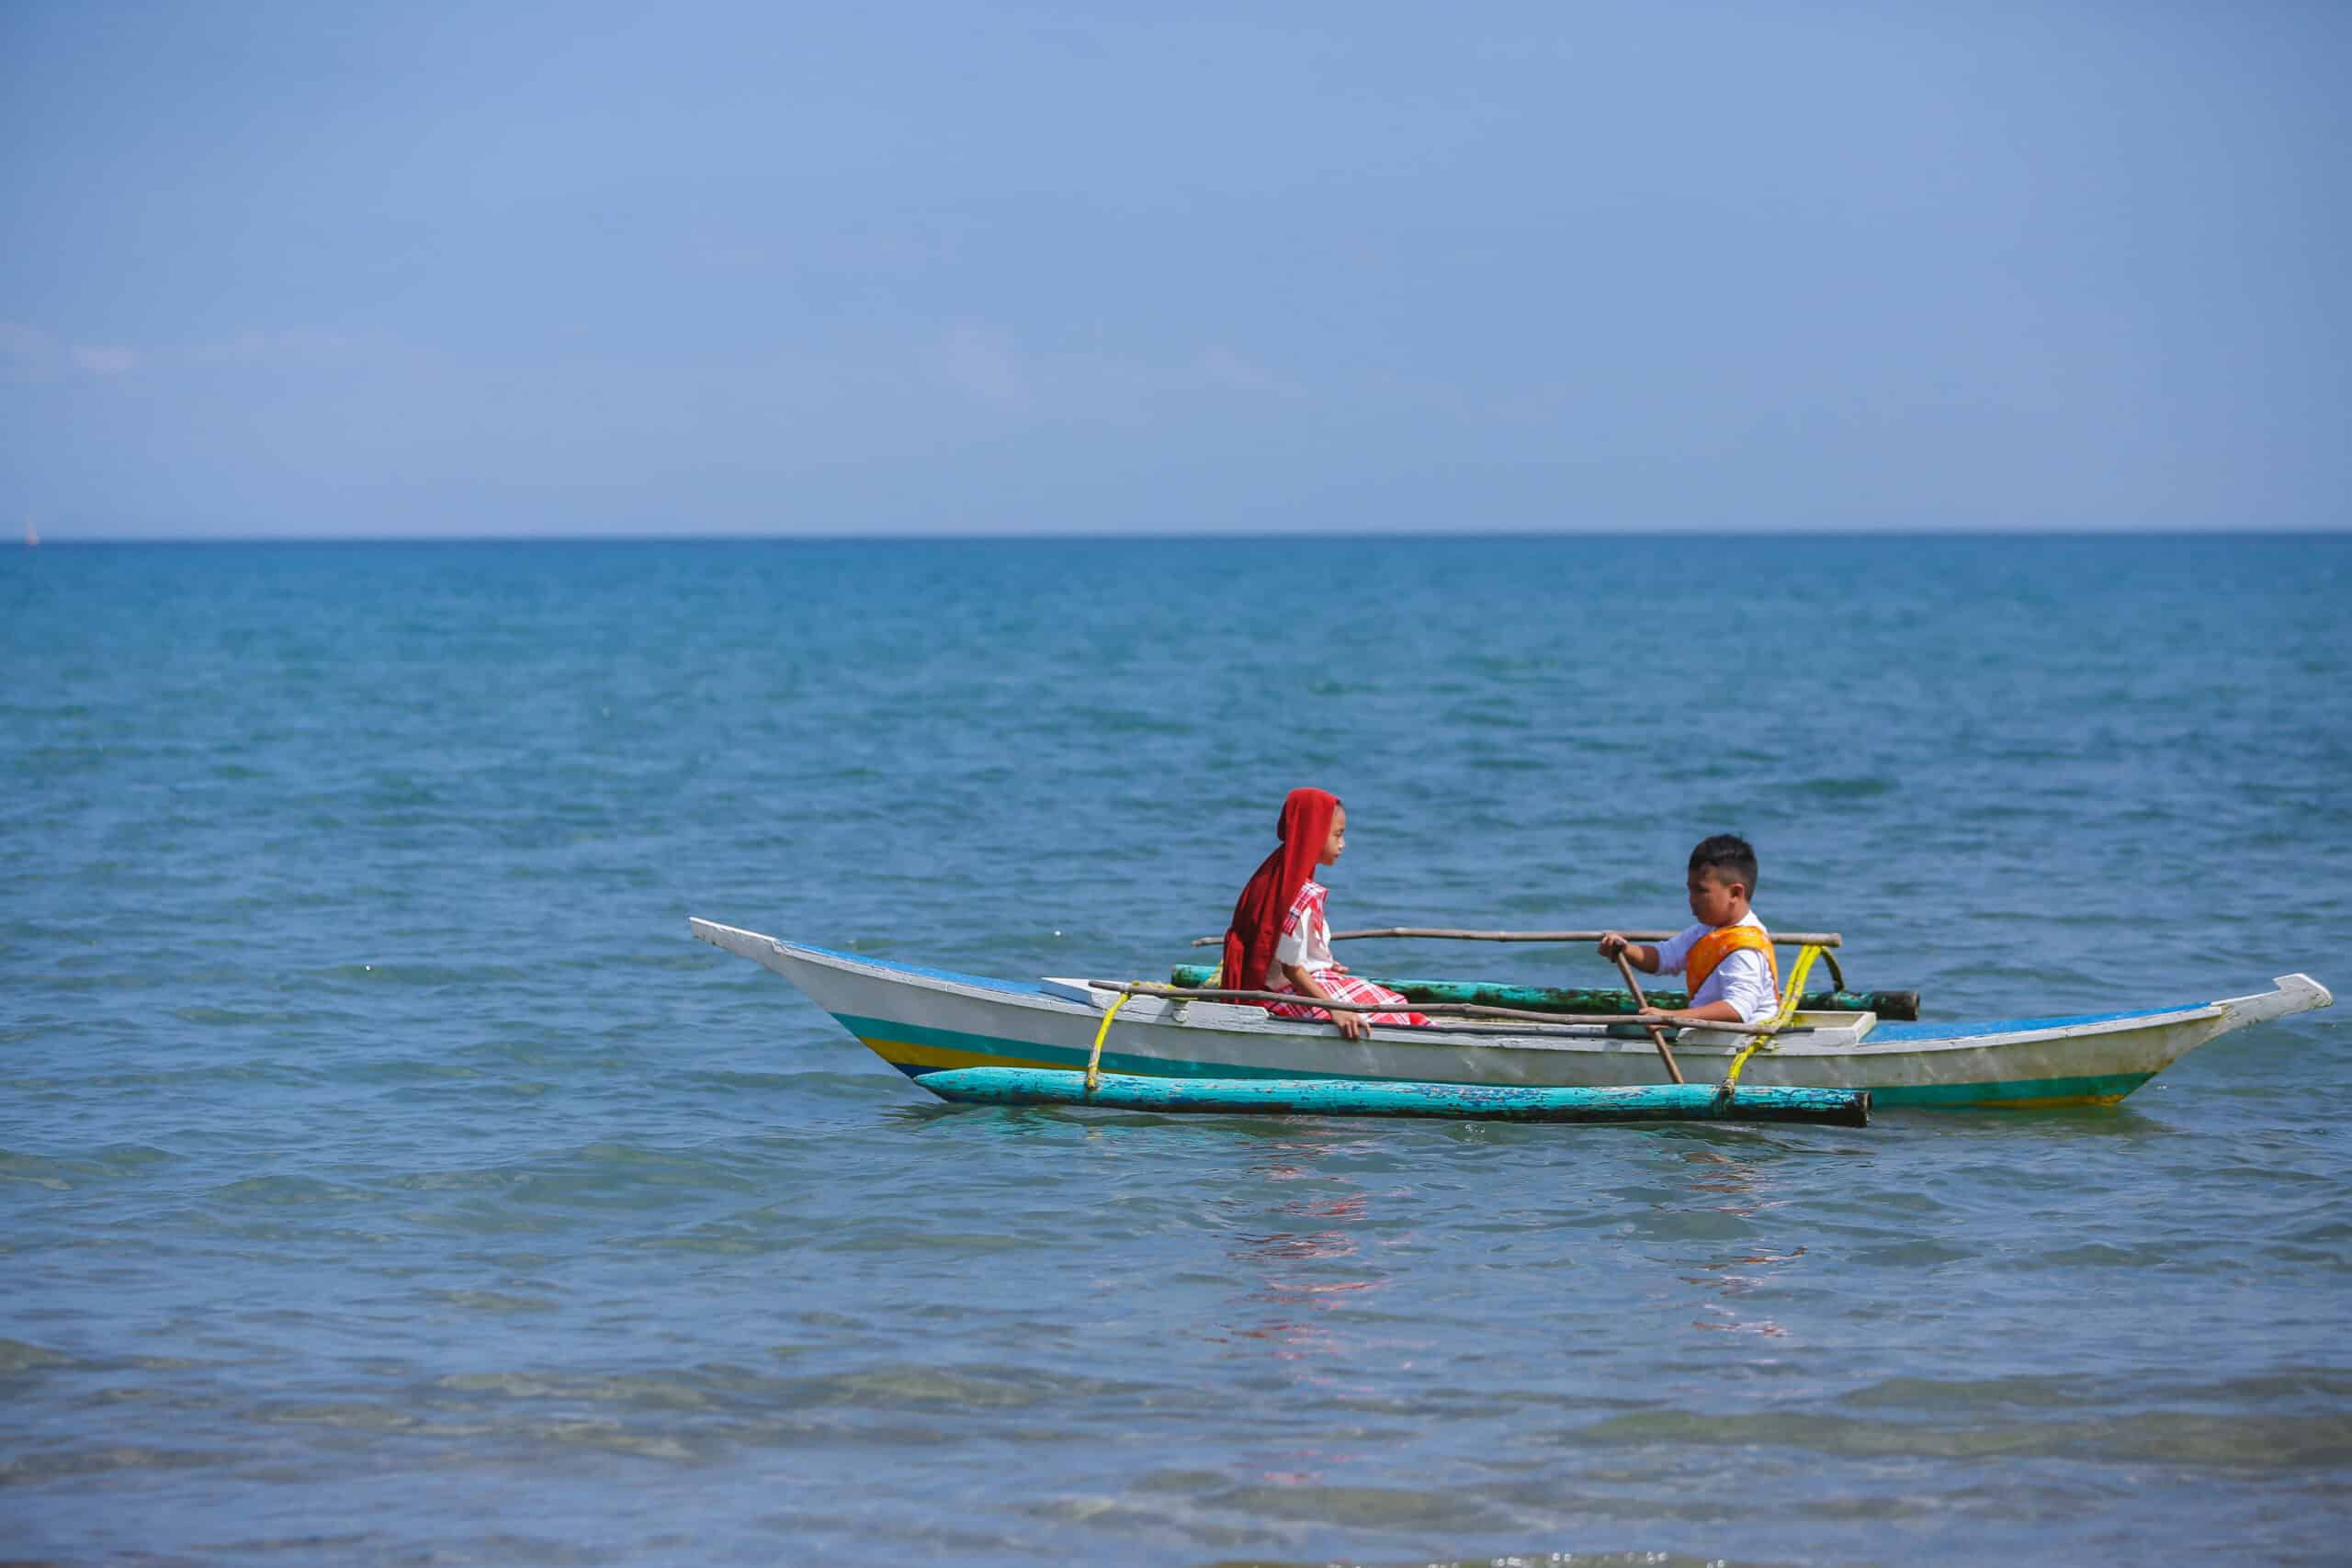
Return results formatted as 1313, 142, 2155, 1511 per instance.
5, 533, 2348, 1564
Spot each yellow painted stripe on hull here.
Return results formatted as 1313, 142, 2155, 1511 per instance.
855, 1035, 1069, 1074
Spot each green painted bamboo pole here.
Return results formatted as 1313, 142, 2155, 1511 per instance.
1163, 965, 1920, 1021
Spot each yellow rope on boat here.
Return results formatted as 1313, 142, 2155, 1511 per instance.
1718, 943, 1826, 1096
1084, 991, 1132, 1095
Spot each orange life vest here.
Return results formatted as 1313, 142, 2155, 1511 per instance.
1685, 922, 1780, 1002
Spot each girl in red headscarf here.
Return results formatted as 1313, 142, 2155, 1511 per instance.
1221, 788, 1430, 1040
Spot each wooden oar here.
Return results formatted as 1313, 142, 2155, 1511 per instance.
1190, 926, 1842, 948
1610, 951, 1684, 1084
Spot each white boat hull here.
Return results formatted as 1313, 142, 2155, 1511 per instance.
690, 920, 2332, 1110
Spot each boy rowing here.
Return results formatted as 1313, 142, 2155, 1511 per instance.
1598, 834, 1781, 1025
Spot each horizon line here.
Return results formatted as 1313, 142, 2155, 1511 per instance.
17, 524, 2352, 546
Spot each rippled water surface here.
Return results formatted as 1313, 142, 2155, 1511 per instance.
5, 535, 2348, 1564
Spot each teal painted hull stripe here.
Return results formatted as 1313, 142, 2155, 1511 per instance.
1864, 1072, 2153, 1106
832, 1012, 1371, 1082
831, 1013, 2156, 1106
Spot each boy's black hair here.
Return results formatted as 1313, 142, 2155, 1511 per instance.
1688, 833, 1758, 893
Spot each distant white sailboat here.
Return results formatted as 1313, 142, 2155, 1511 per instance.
23, 514, 36, 548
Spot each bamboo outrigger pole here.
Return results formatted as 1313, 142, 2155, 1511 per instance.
1189, 927, 1843, 948
1089, 980, 1808, 1037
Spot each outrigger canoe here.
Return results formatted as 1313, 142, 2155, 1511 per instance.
689, 919, 2332, 1111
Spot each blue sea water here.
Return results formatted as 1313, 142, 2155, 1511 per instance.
4, 533, 2348, 1566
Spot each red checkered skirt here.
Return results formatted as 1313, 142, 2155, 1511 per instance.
1255, 879, 1430, 1027
1265, 967, 1430, 1027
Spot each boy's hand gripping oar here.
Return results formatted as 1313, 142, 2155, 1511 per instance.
1611, 951, 1685, 1084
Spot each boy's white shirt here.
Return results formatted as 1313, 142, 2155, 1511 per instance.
1651, 910, 1778, 1023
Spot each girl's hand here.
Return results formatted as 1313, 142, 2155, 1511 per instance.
1333, 1010, 1370, 1041
1598, 932, 1629, 959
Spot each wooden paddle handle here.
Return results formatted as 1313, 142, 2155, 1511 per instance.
1612, 951, 1684, 1085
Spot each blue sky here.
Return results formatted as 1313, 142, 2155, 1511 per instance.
4, 1, 2346, 536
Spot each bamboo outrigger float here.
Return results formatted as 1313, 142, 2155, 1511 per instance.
915, 1066, 1871, 1126
689, 919, 2333, 1116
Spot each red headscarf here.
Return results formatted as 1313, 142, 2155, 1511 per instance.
1221, 788, 1339, 998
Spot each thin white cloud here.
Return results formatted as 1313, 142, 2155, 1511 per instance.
193, 329, 359, 367
1190, 344, 1295, 397
3, 326, 141, 378
71, 344, 139, 375
5, 325, 379, 382
926, 324, 1298, 418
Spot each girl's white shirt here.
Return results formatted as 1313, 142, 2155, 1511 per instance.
1268, 879, 1333, 986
